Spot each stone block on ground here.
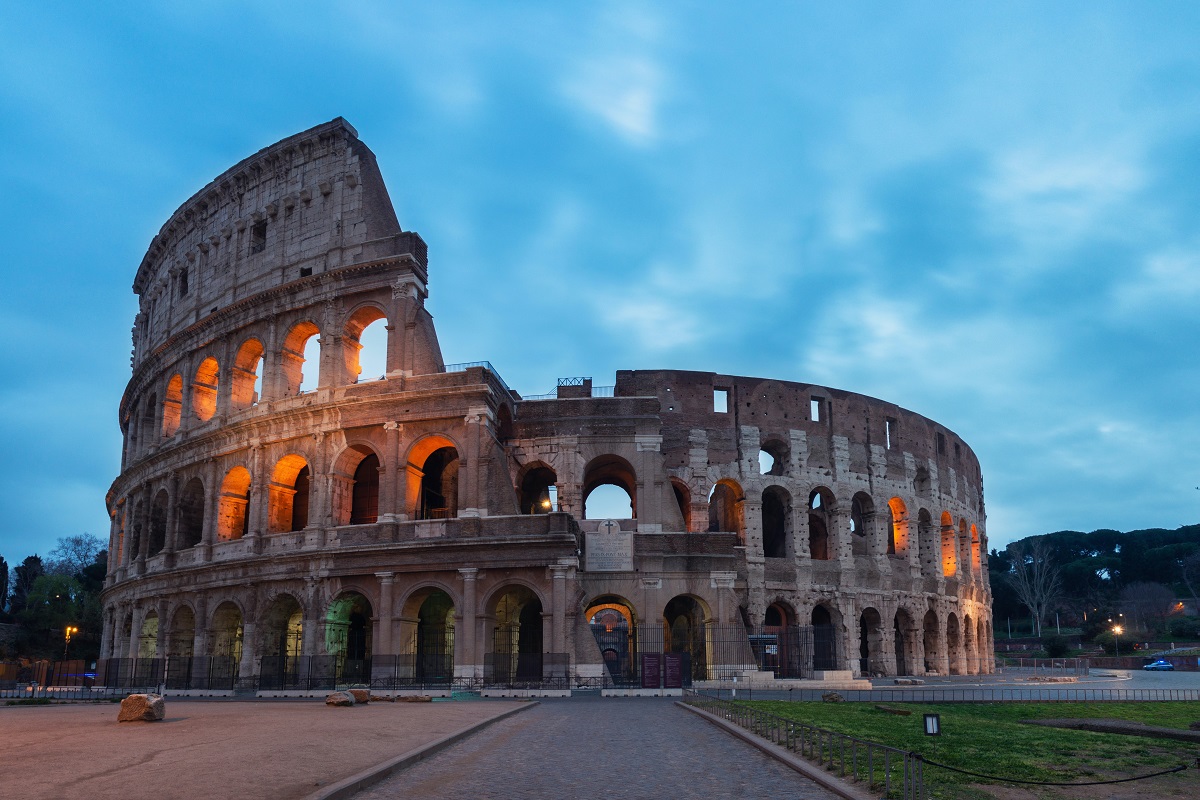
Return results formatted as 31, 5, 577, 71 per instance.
348, 689, 370, 704
325, 691, 355, 706
398, 695, 433, 702
118, 693, 165, 722
821, 691, 844, 702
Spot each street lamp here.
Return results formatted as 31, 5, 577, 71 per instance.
63, 626, 78, 660
1112, 625, 1123, 658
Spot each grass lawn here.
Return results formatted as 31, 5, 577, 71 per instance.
742, 700, 1200, 799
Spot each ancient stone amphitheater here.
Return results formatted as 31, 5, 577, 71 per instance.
102, 118, 992, 692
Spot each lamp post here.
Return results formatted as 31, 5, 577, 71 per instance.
1112, 624, 1123, 659
63, 626, 79, 660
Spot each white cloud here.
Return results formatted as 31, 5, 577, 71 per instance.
596, 297, 701, 352
1113, 246, 1200, 313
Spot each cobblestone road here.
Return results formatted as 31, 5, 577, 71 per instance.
354, 697, 840, 800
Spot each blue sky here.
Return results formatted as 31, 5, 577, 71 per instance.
2, 1, 1199, 565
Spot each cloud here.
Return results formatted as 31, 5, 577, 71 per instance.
1112, 246, 1200, 314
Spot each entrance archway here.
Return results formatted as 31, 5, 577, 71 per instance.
859, 607, 884, 676
811, 605, 837, 670
490, 586, 544, 683
664, 595, 708, 682
894, 609, 915, 675
586, 595, 636, 685
327, 592, 373, 684
415, 590, 455, 683
923, 610, 942, 675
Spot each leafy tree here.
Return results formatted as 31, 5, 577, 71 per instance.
1180, 550, 1200, 610
1118, 581, 1176, 634
8, 555, 44, 617
0, 554, 8, 616
17, 574, 86, 658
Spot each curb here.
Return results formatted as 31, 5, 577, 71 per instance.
305, 701, 539, 800
676, 702, 878, 800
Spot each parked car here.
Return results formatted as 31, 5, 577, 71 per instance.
1142, 659, 1175, 671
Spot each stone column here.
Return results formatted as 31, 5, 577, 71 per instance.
460, 408, 488, 517
164, 472, 180, 556
457, 568, 478, 680
379, 422, 402, 522
376, 573, 396, 655
155, 600, 169, 659
550, 564, 569, 654
201, 459, 218, 561
126, 605, 144, 661
192, 596, 209, 657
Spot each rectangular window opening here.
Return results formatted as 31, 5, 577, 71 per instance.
713, 388, 729, 413
811, 397, 823, 422
937, 432, 946, 455
250, 220, 267, 254
954, 442, 961, 460
886, 417, 897, 450
179, 268, 189, 297
299, 266, 313, 278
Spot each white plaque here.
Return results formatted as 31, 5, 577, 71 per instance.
585, 520, 634, 572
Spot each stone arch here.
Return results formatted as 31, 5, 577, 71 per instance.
281, 320, 321, 395
859, 607, 885, 676
946, 611, 963, 675
138, 610, 159, 658
209, 601, 244, 669
707, 479, 745, 542
517, 462, 558, 515
850, 492, 874, 556
670, 478, 692, 532
405, 435, 461, 521
259, 592, 304, 659
585, 594, 639, 685
149, 488, 168, 555
488, 584, 547, 682
332, 444, 381, 525
178, 477, 205, 548
811, 602, 840, 670
192, 356, 219, 421
583, 454, 637, 519
963, 613, 976, 674
664, 594, 710, 682
268, 453, 311, 532
761, 485, 791, 559
140, 391, 158, 449
922, 609, 942, 674
759, 437, 788, 476
231, 337, 265, 410
808, 486, 837, 561
343, 303, 389, 383
894, 607, 917, 675
162, 374, 183, 437
168, 603, 195, 658
326, 592, 373, 683
217, 466, 252, 541
940, 511, 958, 577
887, 497, 909, 556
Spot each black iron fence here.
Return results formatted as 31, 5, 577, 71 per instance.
483, 652, 570, 688
684, 690, 926, 799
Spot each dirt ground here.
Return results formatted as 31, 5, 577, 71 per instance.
0, 698, 523, 800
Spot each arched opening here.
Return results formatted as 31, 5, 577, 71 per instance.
758, 602, 802, 678
351, 453, 380, 524
970, 524, 982, 576
192, 357, 219, 421
894, 609, 914, 675
941, 511, 958, 577
490, 586, 544, 683
149, 489, 168, 555
583, 455, 637, 519
162, 374, 183, 437
977, 617, 988, 673
268, 454, 311, 532
664, 595, 708, 682
178, 477, 205, 548
217, 466, 252, 541
140, 393, 157, 449
281, 320, 321, 395
887, 497, 908, 556
518, 464, 558, 515
946, 612, 962, 675
259, 594, 304, 689
914, 466, 931, 497
168, 606, 195, 658
231, 338, 265, 410
761, 486, 790, 559
415, 590, 455, 683
808, 487, 835, 561
418, 447, 458, 520
859, 608, 884, 676
210, 602, 244, 679
670, 479, 691, 532
138, 611, 159, 659
918, 509, 937, 576
586, 596, 637, 685
759, 439, 788, 476
963, 613, 976, 674
327, 592, 373, 684
128, 499, 143, 560
707, 480, 744, 541
923, 610, 941, 674
811, 605, 837, 670
850, 492, 873, 556
344, 306, 388, 383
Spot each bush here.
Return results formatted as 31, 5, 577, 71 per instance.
1167, 616, 1200, 640
1042, 635, 1070, 658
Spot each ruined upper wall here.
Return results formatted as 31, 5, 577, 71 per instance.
129, 118, 427, 366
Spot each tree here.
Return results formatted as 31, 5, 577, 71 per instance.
1007, 538, 1062, 637
0, 554, 8, 616
1118, 581, 1177, 634
45, 533, 104, 577
8, 555, 44, 617
17, 574, 86, 657
1180, 550, 1200, 611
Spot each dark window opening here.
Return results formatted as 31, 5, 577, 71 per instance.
250, 220, 267, 254
300, 266, 312, 278
350, 454, 380, 524
937, 432, 946, 455
291, 466, 311, 531
179, 268, 189, 297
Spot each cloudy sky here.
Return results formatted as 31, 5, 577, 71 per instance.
2, 1, 1199, 566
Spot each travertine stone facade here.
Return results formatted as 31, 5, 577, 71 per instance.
103, 119, 993, 685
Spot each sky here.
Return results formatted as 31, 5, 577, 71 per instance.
2, 1, 1199, 566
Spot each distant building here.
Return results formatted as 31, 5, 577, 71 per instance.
102, 119, 993, 689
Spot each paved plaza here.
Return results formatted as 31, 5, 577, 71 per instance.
353, 697, 841, 800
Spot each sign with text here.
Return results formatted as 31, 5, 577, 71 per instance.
585, 520, 634, 571
641, 653, 662, 689
663, 653, 684, 689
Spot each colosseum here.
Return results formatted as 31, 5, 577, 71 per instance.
101, 118, 993, 694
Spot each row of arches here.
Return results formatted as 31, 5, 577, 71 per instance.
126, 304, 390, 462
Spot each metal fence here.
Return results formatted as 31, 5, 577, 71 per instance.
684, 689, 926, 799
483, 652, 571, 688
699, 685, 1200, 703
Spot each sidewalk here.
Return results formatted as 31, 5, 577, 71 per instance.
0, 699, 523, 800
